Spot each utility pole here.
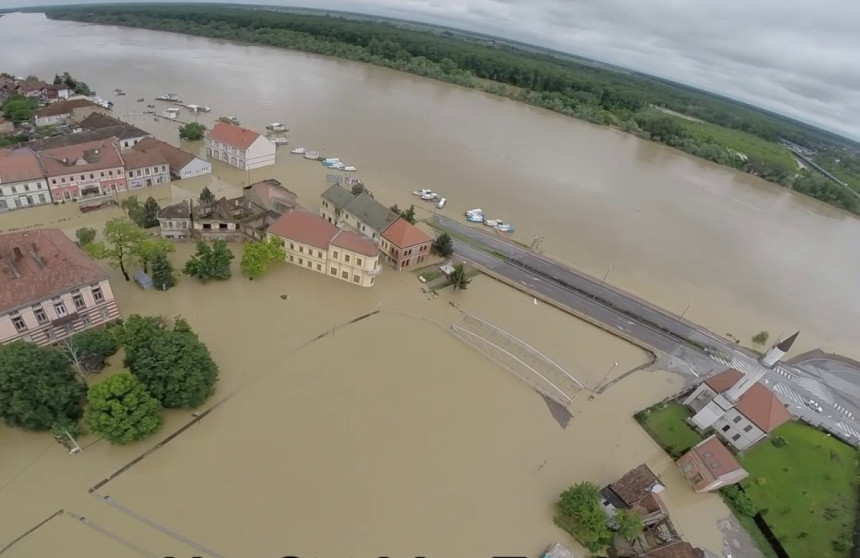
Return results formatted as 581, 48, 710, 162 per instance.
600, 265, 612, 287
65, 430, 82, 454
681, 301, 692, 319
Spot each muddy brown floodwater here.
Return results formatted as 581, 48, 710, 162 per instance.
0, 10, 854, 557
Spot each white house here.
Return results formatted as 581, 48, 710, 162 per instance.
0, 148, 52, 212
205, 122, 276, 171
132, 137, 211, 179
121, 149, 170, 189
33, 99, 104, 127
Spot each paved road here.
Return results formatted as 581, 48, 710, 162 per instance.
431, 214, 860, 445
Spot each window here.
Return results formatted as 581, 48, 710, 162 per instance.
80, 175, 85, 181
34, 307, 47, 323
721, 425, 731, 432
10, 186, 16, 194
330, 267, 336, 275
61, 177, 66, 183
731, 434, 741, 442
91, 286, 104, 302
732, 416, 742, 424
680, 462, 693, 473
89, 173, 94, 179
81, 315, 91, 326
357, 258, 363, 266
64, 324, 73, 334
307, 261, 312, 268
702, 451, 713, 459
44, 328, 55, 340
370, 277, 374, 286
99, 308, 109, 319
353, 274, 359, 283
289, 255, 294, 262
52, 179, 57, 185
109, 170, 113, 176
344, 254, 350, 263
317, 251, 322, 258
290, 243, 295, 250
72, 294, 85, 310
100, 172, 104, 177
341, 271, 348, 279
316, 264, 322, 271
24, 184, 30, 192
299, 258, 303, 265
332, 251, 338, 260
299, 246, 304, 253
12, 316, 26, 332
708, 461, 721, 469
743, 425, 753, 433
54, 301, 67, 316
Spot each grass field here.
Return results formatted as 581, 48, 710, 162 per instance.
740, 421, 857, 558
636, 402, 858, 558
678, 119, 798, 171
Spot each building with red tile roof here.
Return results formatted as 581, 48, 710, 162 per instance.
37, 139, 127, 202
34, 98, 105, 127
268, 207, 381, 287
121, 149, 170, 189
205, 122, 276, 171
132, 137, 211, 179
676, 435, 748, 492
380, 217, 433, 270
0, 148, 52, 212
0, 229, 120, 346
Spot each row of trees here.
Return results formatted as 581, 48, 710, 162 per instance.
555, 482, 643, 554
43, 5, 860, 213
0, 315, 219, 444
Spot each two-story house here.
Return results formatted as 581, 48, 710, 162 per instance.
78, 113, 150, 150
45, 84, 71, 103
267, 207, 382, 288
121, 149, 170, 189
0, 229, 120, 346
379, 218, 433, 270
320, 183, 358, 225
0, 148, 51, 212
33, 99, 105, 127
37, 139, 127, 203
205, 122, 276, 170
157, 200, 192, 240
132, 137, 211, 179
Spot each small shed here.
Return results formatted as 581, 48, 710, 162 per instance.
134, 270, 153, 290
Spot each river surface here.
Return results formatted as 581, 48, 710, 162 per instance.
0, 10, 852, 557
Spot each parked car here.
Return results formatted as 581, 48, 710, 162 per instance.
805, 399, 823, 413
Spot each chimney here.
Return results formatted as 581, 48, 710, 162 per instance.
30, 242, 38, 254
12, 247, 23, 259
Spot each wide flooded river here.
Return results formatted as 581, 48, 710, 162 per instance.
0, 10, 851, 557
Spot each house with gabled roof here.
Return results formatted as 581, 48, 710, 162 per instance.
0, 148, 51, 212
379, 217, 433, 270
676, 435, 748, 492
132, 137, 211, 179
36, 139, 127, 203
205, 122, 275, 170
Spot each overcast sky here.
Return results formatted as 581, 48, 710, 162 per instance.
7, 0, 860, 140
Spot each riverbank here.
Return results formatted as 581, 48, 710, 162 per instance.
39, 4, 860, 215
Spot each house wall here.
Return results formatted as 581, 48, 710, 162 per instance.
245, 136, 276, 170
684, 384, 717, 412
378, 237, 431, 270
127, 164, 170, 189
159, 218, 192, 240
273, 233, 379, 288
35, 113, 69, 127
179, 158, 211, 179
193, 219, 241, 241
319, 201, 343, 226
0, 178, 52, 212
117, 136, 147, 150
714, 409, 766, 451
48, 167, 127, 202
0, 278, 120, 346
70, 106, 108, 123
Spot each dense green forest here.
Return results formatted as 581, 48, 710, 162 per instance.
42, 3, 860, 213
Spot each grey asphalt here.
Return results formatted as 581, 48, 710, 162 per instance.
429, 214, 860, 445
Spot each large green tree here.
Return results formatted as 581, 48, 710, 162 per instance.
84, 372, 162, 444
555, 482, 613, 554
1, 95, 38, 124
198, 186, 215, 204
240, 236, 285, 280
133, 235, 174, 274
122, 316, 219, 408
150, 251, 177, 290
75, 227, 96, 246
85, 217, 147, 281
448, 262, 472, 291
142, 196, 161, 228
183, 240, 234, 281
0, 343, 86, 431
614, 508, 643, 541
68, 327, 119, 360
179, 122, 206, 141
431, 232, 454, 258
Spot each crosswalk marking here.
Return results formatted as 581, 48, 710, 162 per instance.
837, 422, 860, 439
833, 403, 854, 419
792, 376, 835, 404
773, 383, 804, 405
774, 365, 795, 380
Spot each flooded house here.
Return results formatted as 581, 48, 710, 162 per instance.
205, 122, 276, 170
131, 136, 211, 179
36, 139, 127, 203
157, 199, 192, 240
0, 228, 120, 346
675, 435, 748, 493
77, 113, 150, 150
191, 179, 297, 242
33, 98, 107, 127
0, 147, 51, 211
121, 148, 170, 189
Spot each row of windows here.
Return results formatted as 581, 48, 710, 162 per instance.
2, 182, 46, 195
288, 255, 363, 284
0, 195, 50, 210
39, 308, 110, 341
131, 165, 167, 177
50, 169, 123, 185
10, 287, 104, 332
289, 243, 367, 267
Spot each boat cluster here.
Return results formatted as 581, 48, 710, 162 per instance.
413, 189, 447, 209
465, 209, 514, 233
288, 149, 357, 171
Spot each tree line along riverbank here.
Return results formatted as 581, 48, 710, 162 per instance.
37, 4, 860, 214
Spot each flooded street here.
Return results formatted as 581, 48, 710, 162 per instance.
0, 10, 854, 556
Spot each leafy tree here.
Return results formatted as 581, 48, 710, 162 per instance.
752, 330, 770, 345
0, 342, 86, 431
69, 328, 119, 360
350, 183, 366, 196
58, 72, 91, 95
150, 251, 177, 290
240, 236, 285, 280
199, 186, 215, 204
119, 315, 169, 363
178, 121, 206, 141
401, 204, 417, 224
431, 232, 454, 258
133, 235, 174, 274
720, 485, 758, 516
183, 240, 234, 281
84, 372, 162, 444
555, 482, 613, 554
1, 95, 38, 124
389, 204, 400, 214
121, 195, 145, 226
122, 316, 219, 408
84, 217, 147, 281
614, 508, 643, 541
142, 196, 160, 228
448, 262, 472, 291
75, 227, 96, 246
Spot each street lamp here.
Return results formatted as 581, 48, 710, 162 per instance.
681, 301, 692, 319
600, 265, 612, 287
598, 361, 619, 392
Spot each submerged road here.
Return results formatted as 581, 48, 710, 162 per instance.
428, 214, 860, 445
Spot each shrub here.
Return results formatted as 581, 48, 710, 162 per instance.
720, 485, 758, 517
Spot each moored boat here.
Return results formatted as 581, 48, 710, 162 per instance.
344, 165, 357, 172
271, 137, 289, 145
466, 213, 484, 223
413, 188, 432, 197
291, 147, 307, 154
304, 150, 320, 159
267, 122, 288, 131
483, 219, 499, 227
136, 98, 145, 102
495, 222, 515, 233
421, 192, 439, 200
465, 208, 483, 216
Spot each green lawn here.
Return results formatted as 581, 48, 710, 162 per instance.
635, 403, 702, 457
739, 421, 857, 558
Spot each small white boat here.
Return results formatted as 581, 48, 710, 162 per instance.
437, 197, 447, 209
291, 147, 307, 154
495, 222, 515, 233
421, 192, 439, 201
323, 157, 340, 164
413, 188, 432, 197
344, 166, 357, 172
304, 150, 320, 160
271, 137, 289, 145
466, 213, 484, 223
330, 162, 345, 169
161, 108, 179, 119
483, 219, 499, 227
266, 122, 288, 131
186, 104, 211, 113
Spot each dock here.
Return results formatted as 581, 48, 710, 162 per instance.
542, 542, 575, 558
